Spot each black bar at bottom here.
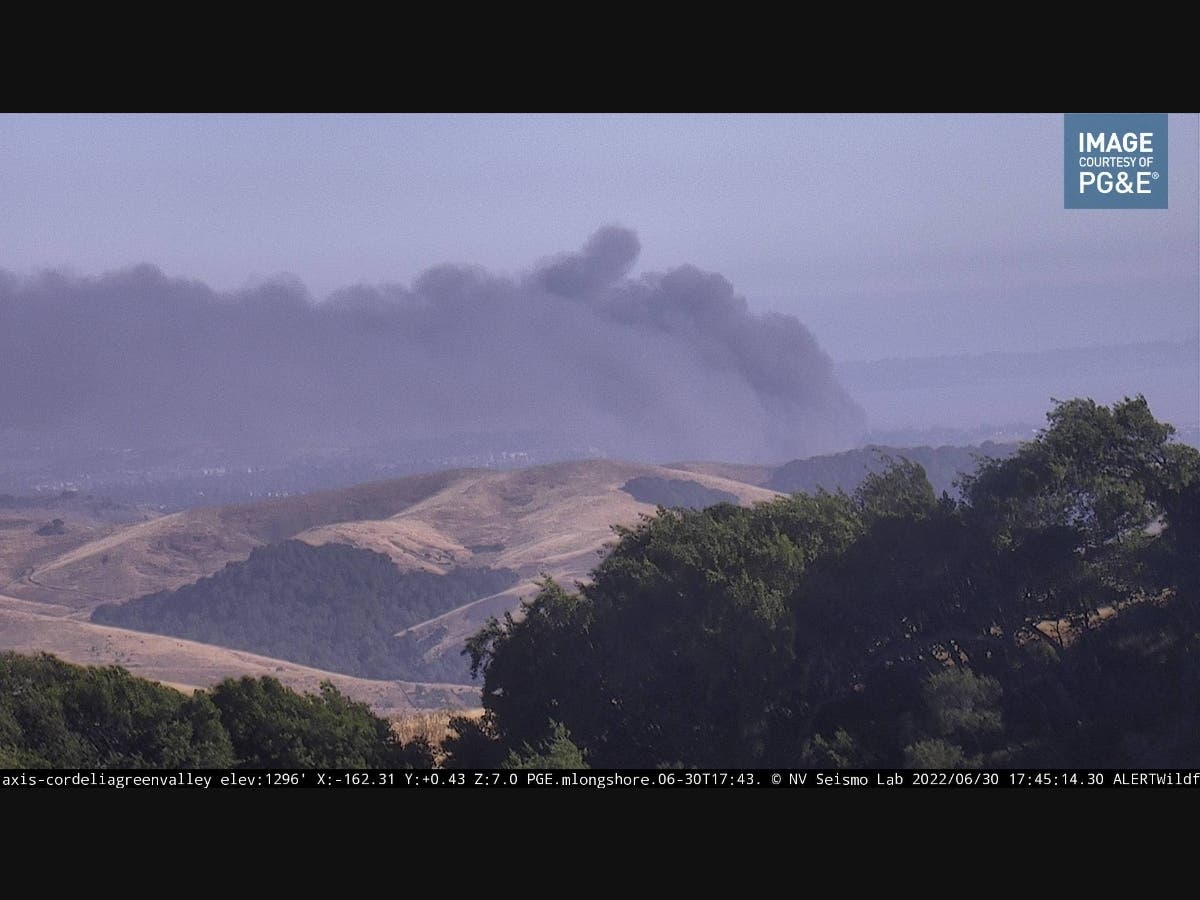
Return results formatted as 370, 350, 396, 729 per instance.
2, 769, 1198, 788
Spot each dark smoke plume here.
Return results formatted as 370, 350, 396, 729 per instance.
0, 227, 863, 462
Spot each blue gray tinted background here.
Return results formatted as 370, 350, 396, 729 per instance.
1, 113, 1196, 454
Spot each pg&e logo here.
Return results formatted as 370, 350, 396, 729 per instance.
1064, 113, 1168, 210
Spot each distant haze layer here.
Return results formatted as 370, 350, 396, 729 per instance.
839, 339, 1199, 435
0, 227, 864, 463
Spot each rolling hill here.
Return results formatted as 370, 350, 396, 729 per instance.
0, 460, 780, 700
3, 461, 778, 606
0, 591, 475, 715
673, 442, 1016, 496
0, 445, 1017, 705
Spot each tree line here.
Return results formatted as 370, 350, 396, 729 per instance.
453, 397, 1199, 769
92, 541, 517, 683
13, 396, 1194, 771
0, 653, 431, 768
766, 441, 1016, 497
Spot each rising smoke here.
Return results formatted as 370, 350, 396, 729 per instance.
0, 227, 864, 462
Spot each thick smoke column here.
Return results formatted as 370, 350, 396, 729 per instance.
0, 228, 863, 462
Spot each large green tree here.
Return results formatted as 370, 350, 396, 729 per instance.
468, 491, 862, 767
0, 653, 233, 768
208, 676, 432, 769
467, 397, 1199, 769
0, 654, 433, 769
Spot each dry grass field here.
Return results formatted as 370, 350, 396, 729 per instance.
0, 591, 477, 715
391, 707, 485, 763
0, 460, 778, 711
3, 461, 775, 610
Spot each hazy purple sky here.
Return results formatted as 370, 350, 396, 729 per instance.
1, 113, 1196, 362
